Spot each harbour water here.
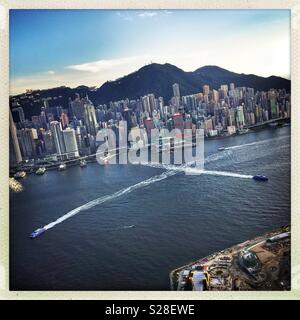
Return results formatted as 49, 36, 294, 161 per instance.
10, 126, 290, 290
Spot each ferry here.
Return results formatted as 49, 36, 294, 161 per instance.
79, 159, 87, 167
58, 163, 66, 171
252, 175, 268, 181
30, 227, 46, 239
14, 171, 26, 179
35, 167, 46, 175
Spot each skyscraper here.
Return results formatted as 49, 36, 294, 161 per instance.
236, 106, 245, 127
9, 109, 22, 165
83, 102, 98, 136
18, 128, 37, 158
172, 83, 180, 98
71, 93, 85, 120
60, 112, 69, 129
62, 128, 79, 158
50, 121, 66, 156
203, 85, 210, 96
142, 95, 151, 116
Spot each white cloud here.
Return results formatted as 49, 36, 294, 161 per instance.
138, 12, 157, 18
47, 70, 55, 75
66, 56, 150, 73
115, 12, 133, 21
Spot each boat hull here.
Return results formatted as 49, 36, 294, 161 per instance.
30, 228, 46, 238
253, 175, 268, 181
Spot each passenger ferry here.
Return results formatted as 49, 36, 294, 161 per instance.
252, 175, 268, 181
35, 167, 46, 175
14, 171, 26, 179
58, 163, 66, 171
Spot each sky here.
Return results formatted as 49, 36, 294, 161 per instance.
10, 9, 290, 95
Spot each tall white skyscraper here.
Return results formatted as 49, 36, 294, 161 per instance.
50, 121, 66, 155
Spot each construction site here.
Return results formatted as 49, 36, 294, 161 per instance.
170, 225, 290, 291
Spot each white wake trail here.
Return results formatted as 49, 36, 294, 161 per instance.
140, 162, 253, 179
225, 135, 290, 151
184, 168, 253, 179
43, 169, 177, 230
39, 135, 286, 232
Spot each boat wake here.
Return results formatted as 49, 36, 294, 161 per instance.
43, 170, 177, 230
225, 135, 290, 151
184, 168, 253, 179
35, 136, 283, 234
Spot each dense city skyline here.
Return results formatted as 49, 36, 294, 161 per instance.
10, 9, 290, 95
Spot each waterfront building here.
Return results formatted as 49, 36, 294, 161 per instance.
227, 125, 236, 135
236, 106, 245, 128
18, 128, 37, 158
9, 109, 22, 165
50, 121, 66, 156
62, 128, 79, 158
42, 130, 55, 154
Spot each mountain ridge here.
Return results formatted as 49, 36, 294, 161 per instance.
10, 63, 290, 119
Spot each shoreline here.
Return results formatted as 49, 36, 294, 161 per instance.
10, 118, 290, 175
170, 225, 290, 291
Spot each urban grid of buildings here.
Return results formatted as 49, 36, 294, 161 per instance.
9, 82, 291, 166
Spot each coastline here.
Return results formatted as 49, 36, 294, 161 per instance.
170, 225, 290, 291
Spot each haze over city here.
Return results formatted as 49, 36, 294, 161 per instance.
10, 9, 290, 95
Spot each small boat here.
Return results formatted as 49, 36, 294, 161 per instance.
79, 159, 87, 167
35, 167, 46, 175
14, 171, 26, 179
58, 163, 66, 171
253, 175, 268, 181
218, 147, 226, 151
30, 227, 46, 239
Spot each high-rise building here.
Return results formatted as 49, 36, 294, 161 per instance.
269, 90, 278, 119
236, 106, 245, 127
212, 90, 219, 102
83, 102, 98, 136
230, 83, 235, 90
143, 117, 155, 141
172, 83, 180, 98
60, 112, 69, 129
203, 85, 210, 96
71, 93, 85, 120
142, 95, 151, 116
50, 121, 66, 155
18, 128, 37, 158
9, 109, 22, 165
148, 94, 156, 114
42, 130, 55, 154
173, 113, 184, 133
220, 84, 229, 98
62, 128, 79, 158
17, 107, 25, 123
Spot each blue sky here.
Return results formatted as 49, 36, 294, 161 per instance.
10, 9, 290, 94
